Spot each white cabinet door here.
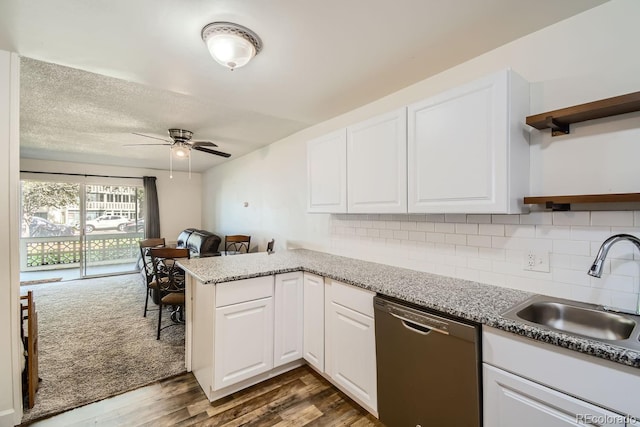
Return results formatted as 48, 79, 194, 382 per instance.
274, 272, 303, 368
326, 299, 377, 413
407, 69, 529, 213
303, 273, 325, 372
484, 364, 625, 427
347, 108, 407, 213
307, 129, 347, 213
214, 297, 274, 390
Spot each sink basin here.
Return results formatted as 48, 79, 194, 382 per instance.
516, 301, 635, 341
501, 295, 640, 350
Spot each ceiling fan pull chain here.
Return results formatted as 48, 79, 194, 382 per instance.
169, 148, 173, 179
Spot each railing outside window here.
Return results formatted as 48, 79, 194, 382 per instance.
20, 232, 144, 271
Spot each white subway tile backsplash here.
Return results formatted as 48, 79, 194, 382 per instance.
426, 232, 446, 243
591, 274, 638, 294
479, 224, 505, 236
366, 229, 380, 238
535, 225, 571, 240
491, 214, 520, 224
409, 231, 426, 242
467, 235, 492, 248
570, 226, 611, 242
591, 211, 634, 227
505, 225, 535, 238
417, 222, 435, 232
435, 222, 455, 233
445, 214, 467, 223
456, 223, 478, 235
553, 239, 590, 256
467, 214, 491, 224
446, 233, 466, 245
553, 268, 590, 286
393, 230, 409, 240
401, 221, 417, 231
456, 245, 478, 258
610, 258, 640, 277
520, 211, 552, 225
329, 209, 640, 311
552, 211, 590, 226
467, 257, 492, 271
479, 247, 505, 261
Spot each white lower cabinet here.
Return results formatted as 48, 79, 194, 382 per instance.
484, 364, 625, 427
214, 296, 274, 390
325, 280, 377, 415
274, 272, 303, 368
483, 327, 640, 427
303, 273, 325, 371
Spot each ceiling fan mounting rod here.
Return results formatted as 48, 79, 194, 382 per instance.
168, 128, 193, 142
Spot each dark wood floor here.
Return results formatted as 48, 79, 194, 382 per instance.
26, 365, 384, 427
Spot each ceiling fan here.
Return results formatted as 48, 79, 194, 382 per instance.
126, 129, 231, 178
126, 128, 231, 158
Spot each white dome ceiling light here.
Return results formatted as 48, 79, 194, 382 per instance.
201, 22, 263, 70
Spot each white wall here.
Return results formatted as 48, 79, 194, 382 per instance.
203, 0, 640, 308
0, 50, 22, 427
20, 159, 203, 241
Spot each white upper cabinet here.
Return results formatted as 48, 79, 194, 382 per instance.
307, 129, 347, 213
407, 69, 530, 213
347, 108, 407, 213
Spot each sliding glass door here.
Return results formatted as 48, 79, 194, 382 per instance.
20, 177, 145, 283
83, 184, 144, 277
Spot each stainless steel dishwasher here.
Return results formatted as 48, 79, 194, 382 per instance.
374, 295, 481, 427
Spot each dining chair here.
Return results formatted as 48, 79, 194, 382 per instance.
266, 238, 274, 253
224, 234, 251, 255
138, 237, 166, 317
149, 247, 190, 339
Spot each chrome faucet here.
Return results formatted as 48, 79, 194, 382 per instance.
588, 233, 640, 315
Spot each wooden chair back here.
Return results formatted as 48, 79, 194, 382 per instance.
224, 235, 251, 254
149, 247, 190, 292
139, 238, 166, 285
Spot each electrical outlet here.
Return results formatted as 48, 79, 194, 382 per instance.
523, 250, 550, 272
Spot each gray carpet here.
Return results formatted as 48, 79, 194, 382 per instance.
20, 273, 186, 423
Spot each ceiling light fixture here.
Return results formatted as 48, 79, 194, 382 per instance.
169, 142, 191, 180
201, 22, 262, 70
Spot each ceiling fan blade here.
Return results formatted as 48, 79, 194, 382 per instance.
122, 143, 172, 147
191, 140, 218, 148
132, 132, 172, 142
194, 146, 231, 158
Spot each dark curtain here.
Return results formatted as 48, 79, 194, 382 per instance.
143, 176, 160, 238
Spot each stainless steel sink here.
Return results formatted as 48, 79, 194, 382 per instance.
501, 295, 640, 351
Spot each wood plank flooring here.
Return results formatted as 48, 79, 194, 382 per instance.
24, 366, 385, 427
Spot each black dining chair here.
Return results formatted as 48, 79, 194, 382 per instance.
224, 235, 251, 255
149, 247, 190, 339
138, 237, 166, 317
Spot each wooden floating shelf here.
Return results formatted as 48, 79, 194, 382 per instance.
524, 193, 640, 211
526, 91, 640, 136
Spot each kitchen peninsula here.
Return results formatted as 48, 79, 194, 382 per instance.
177, 249, 640, 423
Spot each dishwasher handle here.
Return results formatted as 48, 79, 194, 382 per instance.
374, 296, 479, 343
391, 312, 449, 335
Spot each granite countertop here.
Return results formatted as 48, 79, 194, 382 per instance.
178, 249, 640, 369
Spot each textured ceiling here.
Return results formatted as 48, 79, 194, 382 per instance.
1, 0, 608, 172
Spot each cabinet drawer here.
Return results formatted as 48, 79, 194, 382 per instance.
329, 280, 375, 317
216, 276, 274, 308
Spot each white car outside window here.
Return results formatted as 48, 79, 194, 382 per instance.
85, 215, 130, 233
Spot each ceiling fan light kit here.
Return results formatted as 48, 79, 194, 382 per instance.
201, 22, 262, 70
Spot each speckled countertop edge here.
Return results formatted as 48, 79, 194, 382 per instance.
177, 249, 640, 369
